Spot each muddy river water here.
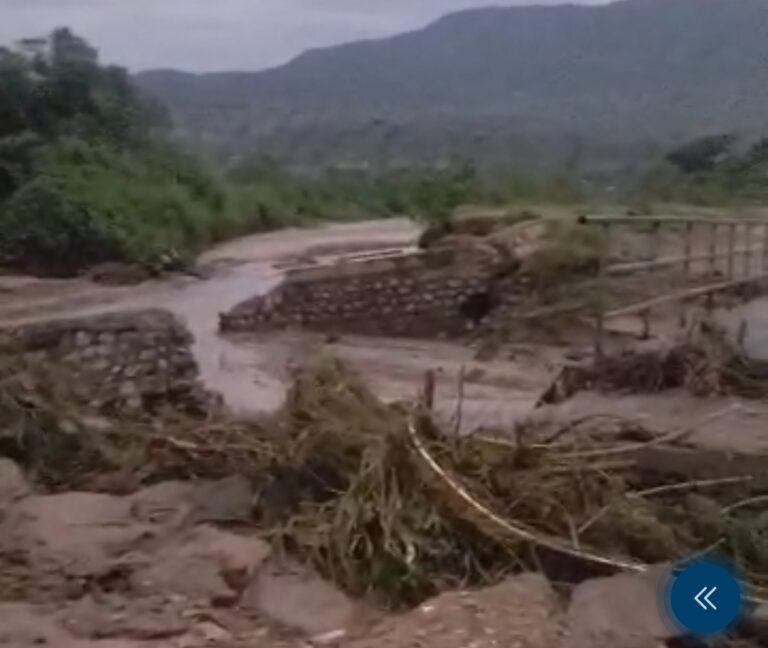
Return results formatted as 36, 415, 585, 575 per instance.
0, 218, 553, 425
4, 217, 768, 448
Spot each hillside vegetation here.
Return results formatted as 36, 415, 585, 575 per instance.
0, 29, 235, 275
0, 29, 588, 277
136, 0, 768, 177
227, 156, 584, 231
637, 135, 768, 206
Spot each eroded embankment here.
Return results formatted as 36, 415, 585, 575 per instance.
220, 245, 516, 338
0, 309, 212, 416
2, 306, 768, 647
219, 218, 549, 339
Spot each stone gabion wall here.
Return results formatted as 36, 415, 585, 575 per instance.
220, 249, 512, 338
0, 309, 211, 414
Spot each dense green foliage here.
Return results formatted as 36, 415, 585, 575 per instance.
228, 158, 484, 227
0, 29, 585, 276
638, 136, 768, 206
665, 134, 735, 175
0, 29, 226, 275
228, 156, 584, 231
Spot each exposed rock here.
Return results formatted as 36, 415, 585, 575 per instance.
0, 491, 154, 601
0, 458, 31, 504
0, 310, 213, 417
220, 247, 526, 338
345, 573, 562, 648
0, 477, 266, 605
62, 594, 188, 641
87, 263, 152, 286
563, 565, 676, 648
429, 234, 503, 271
186, 621, 232, 644
245, 561, 357, 637
744, 602, 768, 641
128, 476, 253, 526
130, 525, 270, 606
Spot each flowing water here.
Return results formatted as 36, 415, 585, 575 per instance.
0, 220, 422, 414
4, 215, 768, 444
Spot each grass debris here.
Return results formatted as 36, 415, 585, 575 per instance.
2, 355, 768, 607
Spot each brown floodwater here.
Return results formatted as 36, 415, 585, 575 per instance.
0, 219, 424, 415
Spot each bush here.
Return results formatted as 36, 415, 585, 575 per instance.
229, 183, 307, 234
0, 138, 225, 274
0, 176, 117, 274
522, 219, 601, 288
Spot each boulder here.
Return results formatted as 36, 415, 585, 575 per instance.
130, 525, 270, 606
245, 561, 357, 637
0, 458, 31, 505
563, 565, 677, 648
346, 573, 561, 648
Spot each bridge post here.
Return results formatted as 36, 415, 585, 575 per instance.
679, 222, 694, 328
593, 222, 610, 363
708, 223, 718, 277
744, 223, 753, 279
683, 222, 693, 278
763, 223, 768, 272
728, 223, 736, 278
641, 221, 660, 339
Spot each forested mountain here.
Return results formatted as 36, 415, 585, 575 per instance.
136, 0, 768, 177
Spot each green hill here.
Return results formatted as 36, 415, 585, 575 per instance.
135, 0, 768, 177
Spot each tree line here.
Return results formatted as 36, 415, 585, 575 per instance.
637, 134, 768, 205
0, 29, 584, 276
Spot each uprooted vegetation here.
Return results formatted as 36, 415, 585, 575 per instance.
3, 352, 768, 611
416, 210, 603, 291
542, 320, 768, 404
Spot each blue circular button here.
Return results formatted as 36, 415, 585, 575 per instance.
666, 561, 743, 636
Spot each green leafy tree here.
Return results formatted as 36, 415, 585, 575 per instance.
0, 29, 224, 275
666, 134, 734, 174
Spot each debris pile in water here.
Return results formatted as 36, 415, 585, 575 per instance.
541, 320, 768, 405
2, 354, 768, 609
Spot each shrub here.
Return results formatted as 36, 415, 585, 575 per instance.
0, 138, 224, 274
522, 219, 602, 289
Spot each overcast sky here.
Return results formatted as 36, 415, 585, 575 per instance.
0, 0, 608, 72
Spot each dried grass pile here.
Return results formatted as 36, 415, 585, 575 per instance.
3, 354, 768, 608
256, 358, 768, 606
214, 359, 768, 605
253, 359, 512, 607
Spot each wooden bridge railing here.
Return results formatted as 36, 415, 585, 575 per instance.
578, 215, 768, 360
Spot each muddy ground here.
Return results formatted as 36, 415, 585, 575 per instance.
0, 216, 556, 427
0, 451, 692, 648
2, 207, 768, 446
3, 208, 768, 647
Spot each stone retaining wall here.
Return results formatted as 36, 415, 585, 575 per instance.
220, 245, 524, 338
0, 310, 211, 415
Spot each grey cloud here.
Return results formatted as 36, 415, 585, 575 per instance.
0, 0, 608, 71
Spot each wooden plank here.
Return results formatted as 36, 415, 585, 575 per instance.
763, 223, 768, 272
605, 273, 768, 320
728, 223, 736, 278
594, 223, 610, 362
606, 243, 764, 276
580, 215, 768, 227
708, 223, 718, 276
507, 301, 587, 321
744, 223, 753, 278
